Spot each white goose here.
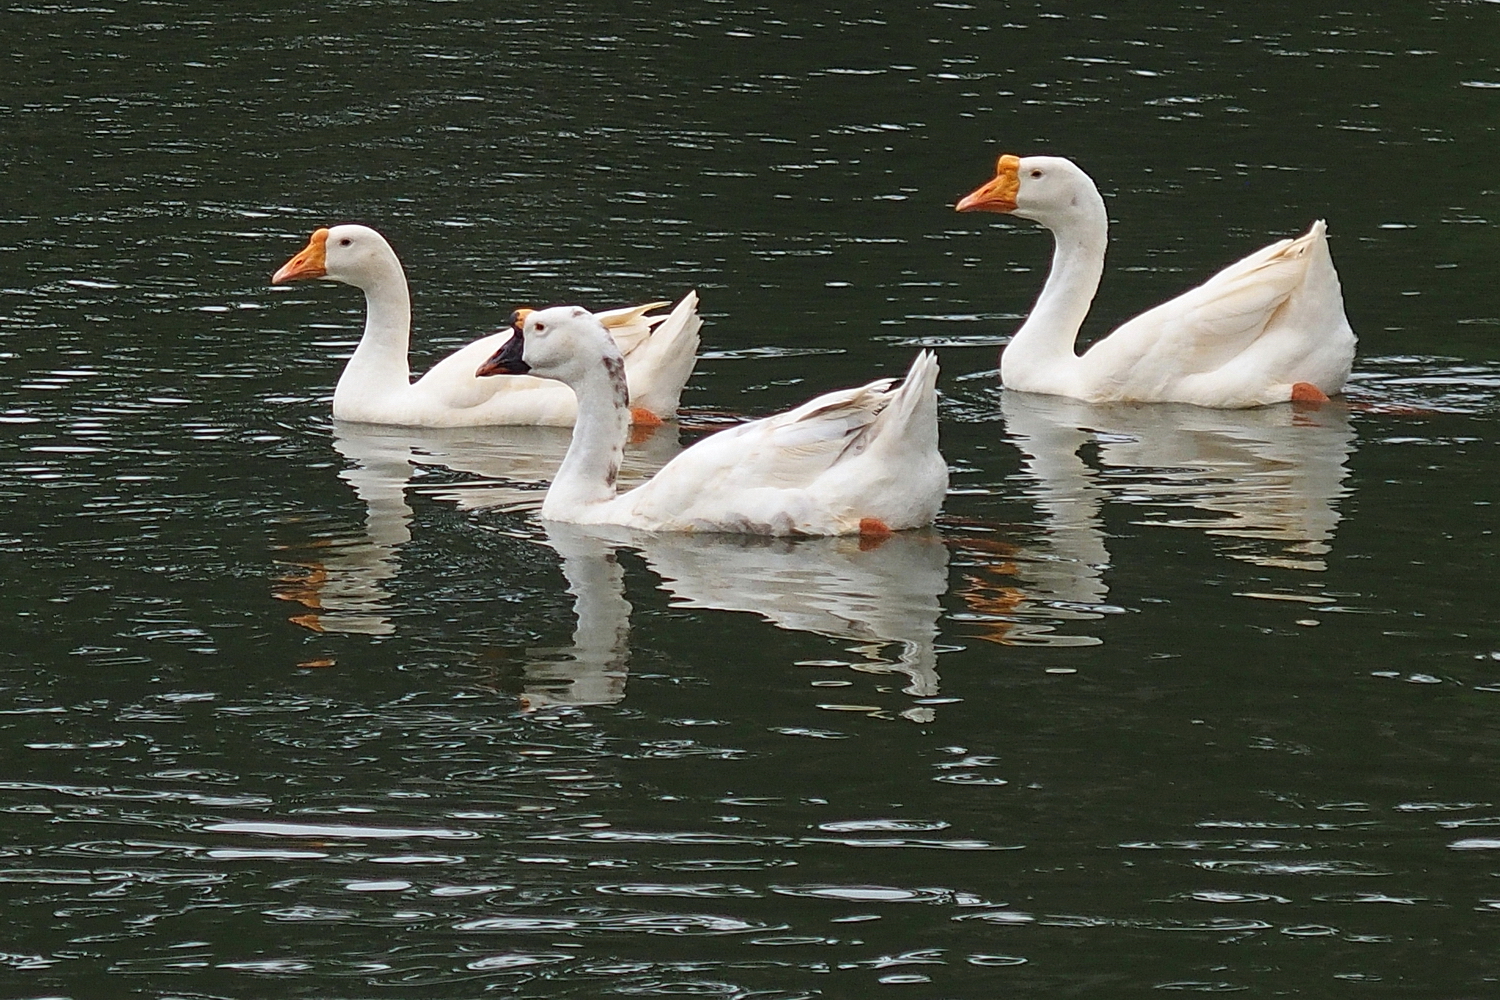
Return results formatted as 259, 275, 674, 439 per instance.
271, 225, 701, 427
478, 306, 947, 536
956, 154, 1356, 408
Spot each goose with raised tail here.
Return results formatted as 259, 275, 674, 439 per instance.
477, 305, 947, 536
956, 154, 1356, 408
271, 225, 701, 427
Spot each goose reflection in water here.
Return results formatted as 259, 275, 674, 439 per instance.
271, 421, 683, 636
531, 523, 950, 720
520, 523, 634, 711
274, 422, 951, 721
953, 391, 1355, 646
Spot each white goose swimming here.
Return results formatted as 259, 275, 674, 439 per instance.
478, 305, 947, 536
957, 154, 1356, 408
271, 225, 700, 427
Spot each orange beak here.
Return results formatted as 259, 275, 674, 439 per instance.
956, 154, 1021, 214
272, 228, 330, 284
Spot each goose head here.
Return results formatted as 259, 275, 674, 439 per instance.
476, 305, 616, 385
272, 224, 398, 287
957, 154, 1101, 227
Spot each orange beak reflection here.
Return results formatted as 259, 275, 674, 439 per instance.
272, 228, 330, 284
956, 154, 1021, 214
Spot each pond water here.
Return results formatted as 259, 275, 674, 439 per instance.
2, 2, 1498, 997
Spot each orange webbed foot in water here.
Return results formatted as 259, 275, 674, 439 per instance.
858, 517, 894, 551
630, 407, 665, 427
1290, 382, 1331, 404
628, 407, 667, 444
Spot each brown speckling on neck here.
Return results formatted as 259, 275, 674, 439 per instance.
604, 458, 619, 489
602, 354, 629, 409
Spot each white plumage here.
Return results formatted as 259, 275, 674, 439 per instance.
957, 154, 1356, 408
271, 224, 700, 427
479, 305, 948, 536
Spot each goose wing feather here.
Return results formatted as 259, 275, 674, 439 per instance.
608, 354, 943, 534
404, 296, 699, 425
649, 377, 897, 499
1082, 225, 1324, 393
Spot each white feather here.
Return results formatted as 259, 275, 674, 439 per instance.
960, 156, 1356, 408
518, 307, 947, 537
272, 224, 700, 427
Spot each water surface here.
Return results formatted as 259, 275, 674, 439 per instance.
3, 2, 1499, 997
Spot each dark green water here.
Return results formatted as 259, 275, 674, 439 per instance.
2, 2, 1498, 997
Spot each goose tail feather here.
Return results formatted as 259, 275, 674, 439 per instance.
623, 291, 702, 419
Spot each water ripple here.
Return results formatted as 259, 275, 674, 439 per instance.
456, 911, 782, 936
2, 4, 1496, 998
203, 821, 480, 840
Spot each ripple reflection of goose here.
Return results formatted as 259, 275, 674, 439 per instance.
951, 393, 1353, 648
273, 422, 682, 636
533, 522, 950, 716
477, 305, 947, 537
956, 154, 1356, 408
271, 429, 414, 637
1001, 391, 1355, 574
521, 523, 635, 711
272, 225, 701, 427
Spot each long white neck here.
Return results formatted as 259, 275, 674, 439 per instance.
541, 352, 630, 520
1001, 190, 1109, 387
332, 254, 413, 410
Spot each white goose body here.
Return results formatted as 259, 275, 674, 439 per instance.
271, 225, 700, 427
480, 306, 947, 536
957, 155, 1356, 408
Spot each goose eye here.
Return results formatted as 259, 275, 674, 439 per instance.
339, 237, 352, 246
534, 322, 546, 333
1030, 169, 1042, 179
